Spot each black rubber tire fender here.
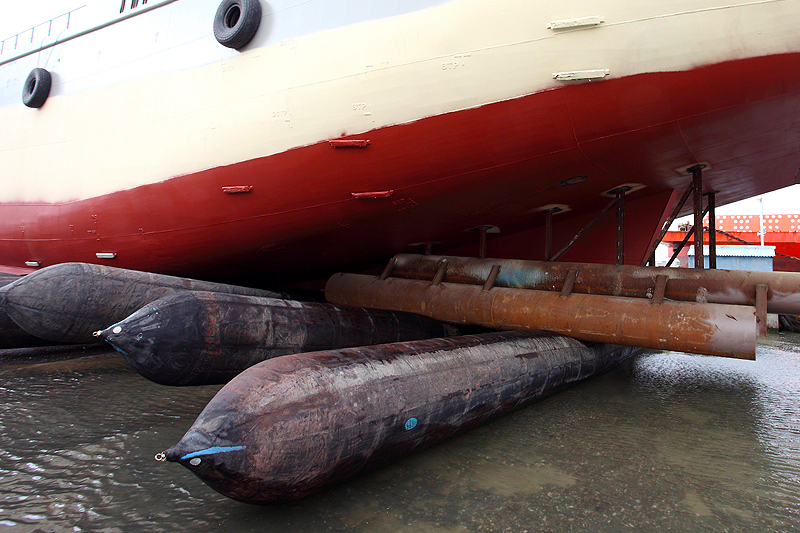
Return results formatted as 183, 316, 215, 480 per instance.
22, 68, 52, 108
213, 0, 262, 50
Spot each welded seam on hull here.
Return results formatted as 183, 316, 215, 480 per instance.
605, 0, 788, 29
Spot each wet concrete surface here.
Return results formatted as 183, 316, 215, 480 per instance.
0, 333, 798, 532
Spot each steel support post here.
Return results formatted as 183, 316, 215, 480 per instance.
478, 227, 487, 259
545, 209, 554, 261
379, 257, 397, 281
639, 182, 694, 267
690, 165, 706, 269
706, 191, 717, 269
756, 283, 768, 337
615, 187, 627, 265
666, 229, 695, 268
666, 205, 710, 268
551, 197, 617, 262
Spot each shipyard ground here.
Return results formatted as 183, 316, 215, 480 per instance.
0, 334, 798, 532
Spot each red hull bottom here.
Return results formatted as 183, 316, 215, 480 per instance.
2, 54, 799, 286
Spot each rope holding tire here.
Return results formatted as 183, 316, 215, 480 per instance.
213, 0, 262, 50
22, 68, 52, 108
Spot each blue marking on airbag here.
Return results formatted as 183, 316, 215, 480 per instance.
110, 345, 128, 356
180, 445, 246, 460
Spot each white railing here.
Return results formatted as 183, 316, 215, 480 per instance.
0, 0, 180, 66
0, 6, 87, 57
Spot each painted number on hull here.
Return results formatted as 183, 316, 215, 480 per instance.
352, 103, 372, 118
442, 54, 471, 70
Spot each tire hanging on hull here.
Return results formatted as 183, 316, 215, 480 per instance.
213, 0, 262, 49
22, 68, 52, 108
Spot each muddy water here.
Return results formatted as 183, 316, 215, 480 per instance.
1, 334, 799, 532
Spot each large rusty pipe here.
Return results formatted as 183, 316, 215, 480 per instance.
326, 274, 756, 359
386, 254, 800, 315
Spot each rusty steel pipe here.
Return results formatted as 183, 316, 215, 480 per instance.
386, 254, 800, 315
326, 274, 756, 359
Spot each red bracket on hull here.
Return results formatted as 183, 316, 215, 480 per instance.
329, 139, 370, 148
351, 190, 394, 199
222, 186, 254, 194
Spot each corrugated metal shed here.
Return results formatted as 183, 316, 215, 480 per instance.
688, 245, 776, 257
688, 245, 775, 270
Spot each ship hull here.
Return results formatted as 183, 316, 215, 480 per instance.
2, 0, 799, 282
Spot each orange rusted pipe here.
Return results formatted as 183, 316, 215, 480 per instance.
387, 254, 800, 315
325, 273, 757, 359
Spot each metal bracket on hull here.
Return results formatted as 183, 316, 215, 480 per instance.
553, 69, 609, 81
543, 207, 561, 261
222, 186, 253, 194
329, 139, 370, 148
644, 165, 718, 269
641, 181, 694, 266
469, 226, 500, 259
549, 187, 629, 263
351, 190, 394, 199
666, 204, 710, 268
547, 16, 605, 30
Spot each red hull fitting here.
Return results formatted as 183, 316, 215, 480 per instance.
2, 54, 799, 284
